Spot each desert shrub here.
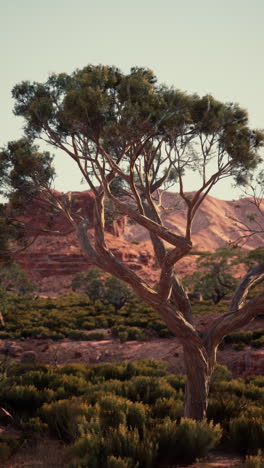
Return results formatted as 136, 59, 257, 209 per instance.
56, 375, 90, 398
225, 331, 253, 345
153, 397, 183, 420
92, 394, 148, 436
98, 395, 128, 429
119, 331, 129, 343
0, 331, 13, 339
81, 319, 97, 330
126, 402, 148, 435
230, 416, 264, 455
252, 336, 264, 348
223, 330, 264, 348
246, 376, 264, 388
16, 369, 59, 390
19, 416, 48, 436
66, 330, 90, 340
244, 450, 264, 468
40, 398, 96, 442
56, 363, 90, 379
126, 376, 176, 404
210, 364, 233, 385
68, 425, 157, 468
215, 379, 247, 397
207, 393, 248, 427
163, 374, 186, 393
156, 417, 222, 464
0, 384, 55, 414
244, 385, 264, 401
106, 455, 138, 468
90, 361, 167, 384
85, 331, 107, 340
127, 327, 146, 341
111, 325, 146, 341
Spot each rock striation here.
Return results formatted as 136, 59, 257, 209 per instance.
12, 190, 263, 295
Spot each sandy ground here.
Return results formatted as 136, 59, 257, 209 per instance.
1, 314, 263, 376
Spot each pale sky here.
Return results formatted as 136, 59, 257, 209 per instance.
1, 0, 264, 200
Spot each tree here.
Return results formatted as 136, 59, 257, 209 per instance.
4, 64, 264, 420
183, 249, 238, 304
72, 268, 134, 310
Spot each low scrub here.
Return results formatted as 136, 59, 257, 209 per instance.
230, 416, 264, 455
0, 359, 263, 465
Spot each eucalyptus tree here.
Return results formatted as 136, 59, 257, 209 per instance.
6, 65, 264, 419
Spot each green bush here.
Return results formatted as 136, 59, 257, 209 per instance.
252, 336, 264, 348
230, 416, 264, 455
207, 393, 248, 427
153, 397, 183, 420
40, 398, 96, 442
246, 376, 264, 388
126, 376, 176, 404
244, 450, 264, 468
68, 425, 157, 468
106, 456, 138, 468
86, 331, 107, 340
19, 416, 48, 436
156, 417, 222, 464
0, 358, 264, 466
210, 364, 233, 385
98, 395, 128, 429
0, 384, 55, 414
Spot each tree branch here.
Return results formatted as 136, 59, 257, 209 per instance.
229, 263, 264, 312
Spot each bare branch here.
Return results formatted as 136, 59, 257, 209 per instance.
229, 263, 264, 312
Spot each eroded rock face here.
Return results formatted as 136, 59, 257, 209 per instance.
236, 350, 264, 376
11, 190, 264, 295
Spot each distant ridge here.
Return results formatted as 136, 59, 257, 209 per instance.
14, 191, 263, 295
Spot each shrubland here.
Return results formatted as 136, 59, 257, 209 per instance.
0, 360, 263, 466
0, 291, 262, 349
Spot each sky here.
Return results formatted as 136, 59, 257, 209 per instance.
1, 0, 264, 200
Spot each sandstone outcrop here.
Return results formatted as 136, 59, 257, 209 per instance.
12, 190, 263, 295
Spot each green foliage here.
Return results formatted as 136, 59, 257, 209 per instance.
0, 359, 263, 464
183, 248, 238, 304
40, 398, 96, 442
230, 416, 264, 455
0, 384, 55, 416
11, 65, 264, 178
19, 416, 48, 436
72, 270, 134, 311
156, 417, 222, 464
0, 138, 55, 205
242, 247, 264, 269
244, 450, 264, 468
106, 456, 138, 468
0, 263, 34, 296
0, 293, 172, 341
210, 364, 233, 385
223, 330, 264, 349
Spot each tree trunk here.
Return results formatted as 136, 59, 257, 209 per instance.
183, 346, 210, 420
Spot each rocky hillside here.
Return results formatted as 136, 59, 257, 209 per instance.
14, 191, 263, 295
